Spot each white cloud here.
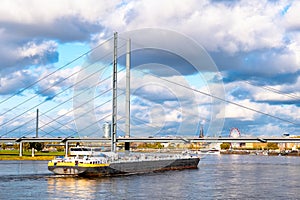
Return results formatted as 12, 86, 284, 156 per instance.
0, 0, 117, 25
100, 0, 287, 54
18, 41, 58, 65
279, 76, 300, 94
57, 108, 73, 117
225, 80, 300, 105
283, 1, 300, 31
224, 80, 300, 122
221, 99, 259, 120
0, 69, 35, 94
253, 123, 284, 136
1, 0, 300, 137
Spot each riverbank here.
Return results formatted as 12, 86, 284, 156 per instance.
0, 150, 64, 160
1, 149, 300, 160
0, 155, 55, 160
221, 149, 300, 156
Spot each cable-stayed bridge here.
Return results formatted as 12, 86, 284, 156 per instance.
0, 33, 217, 141
1, 32, 300, 148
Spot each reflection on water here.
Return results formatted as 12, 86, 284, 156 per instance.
47, 177, 112, 199
0, 156, 300, 199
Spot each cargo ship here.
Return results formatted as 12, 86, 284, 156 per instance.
48, 33, 200, 176
48, 147, 200, 176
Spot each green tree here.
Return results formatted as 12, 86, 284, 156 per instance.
1, 143, 7, 150
267, 142, 279, 150
56, 145, 65, 152
29, 142, 44, 151
13, 143, 19, 150
137, 142, 163, 149
23, 143, 31, 151
220, 143, 230, 150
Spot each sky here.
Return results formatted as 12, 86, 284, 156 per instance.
0, 0, 300, 138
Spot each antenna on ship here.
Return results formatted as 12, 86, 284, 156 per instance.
125, 38, 131, 154
111, 32, 118, 152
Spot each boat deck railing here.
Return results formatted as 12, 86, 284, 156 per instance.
109, 153, 196, 163
50, 152, 198, 164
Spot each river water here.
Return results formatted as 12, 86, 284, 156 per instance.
0, 155, 299, 200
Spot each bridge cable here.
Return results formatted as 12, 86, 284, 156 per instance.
137, 70, 300, 127
0, 37, 113, 106
0, 42, 127, 134
0, 41, 125, 121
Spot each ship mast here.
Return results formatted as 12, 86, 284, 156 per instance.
111, 32, 118, 152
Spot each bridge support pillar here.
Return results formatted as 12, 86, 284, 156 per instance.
65, 141, 68, 157
125, 142, 130, 152
19, 142, 23, 157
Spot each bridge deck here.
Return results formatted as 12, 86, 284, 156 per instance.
1, 137, 300, 143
